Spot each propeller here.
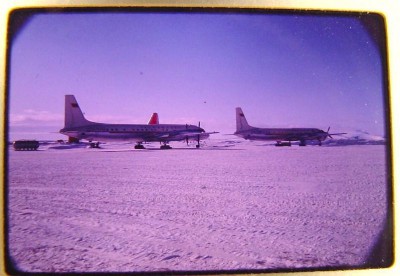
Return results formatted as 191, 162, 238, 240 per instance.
197, 122, 201, 147
326, 127, 332, 139
325, 127, 346, 139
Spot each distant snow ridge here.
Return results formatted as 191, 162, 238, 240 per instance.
324, 130, 385, 146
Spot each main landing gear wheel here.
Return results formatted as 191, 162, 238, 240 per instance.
196, 128, 201, 149
299, 141, 306, 147
89, 142, 100, 148
275, 141, 291, 147
160, 144, 172, 150
134, 144, 145, 149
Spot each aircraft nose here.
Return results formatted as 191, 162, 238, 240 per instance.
200, 128, 205, 133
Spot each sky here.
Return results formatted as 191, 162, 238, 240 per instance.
8, 11, 386, 141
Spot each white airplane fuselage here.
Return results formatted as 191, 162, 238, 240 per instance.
234, 127, 328, 142
61, 122, 209, 143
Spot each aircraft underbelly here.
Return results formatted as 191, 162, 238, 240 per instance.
173, 133, 210, 140
62, 131, 144, 142
240, 133, 321, 142
242, 133, 284, 141
89, 132, 147, 142
248, 135, 277, 141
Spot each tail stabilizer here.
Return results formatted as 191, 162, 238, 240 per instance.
236, 107, 252, 131
148, 113, 159, 125
64, 95, 91, 128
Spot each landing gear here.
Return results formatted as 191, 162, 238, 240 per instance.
160, 143, 172, 150
89, 142, 100, 148
160, 142, 172, 149
160, 141, 172, 149
275, 141, 291, 147
187, 135, 201, 149
299, 140, 306, 147
196, 133, 201, 149
318, 140, 322, 146
134, 143, 145, 149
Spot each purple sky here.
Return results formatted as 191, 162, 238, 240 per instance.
8, 11, 386, 140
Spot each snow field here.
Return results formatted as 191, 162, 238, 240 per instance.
7, 144, 389, 273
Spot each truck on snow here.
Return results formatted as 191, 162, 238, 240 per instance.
12, 140, 39, 151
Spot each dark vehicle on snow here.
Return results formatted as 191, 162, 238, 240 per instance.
12, 140, 39, 151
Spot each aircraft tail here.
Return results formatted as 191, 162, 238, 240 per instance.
148, 113, 159, 125
236, 107, 253, 131
64, 95, 91, 128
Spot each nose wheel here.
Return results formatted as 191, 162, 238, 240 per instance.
196, 130, 200, 148
160, 142, 172, 149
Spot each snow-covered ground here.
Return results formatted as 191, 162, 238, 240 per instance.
7, 140, 390, 273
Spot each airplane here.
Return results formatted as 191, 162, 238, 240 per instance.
234, 107, 345, 146
59, 95, 216, 149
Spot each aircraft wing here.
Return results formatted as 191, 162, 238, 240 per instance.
178, 131, 219, 137
145, 131, 218, 141
282, 132, 342, 141
282, 133, 318, 141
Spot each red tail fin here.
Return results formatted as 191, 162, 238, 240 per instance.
148, 113, 159, 125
